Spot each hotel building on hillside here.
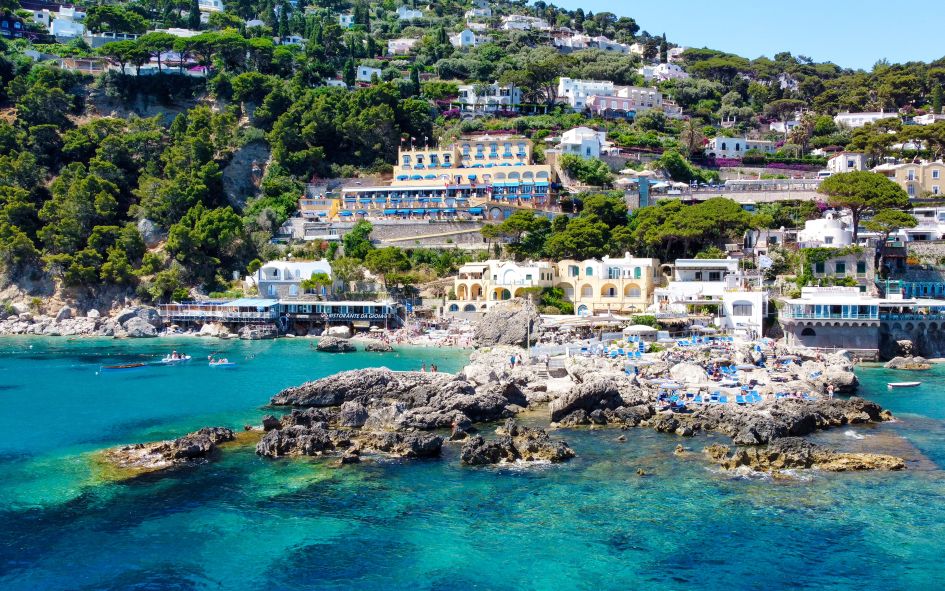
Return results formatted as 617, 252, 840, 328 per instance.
337, 135, 556, 220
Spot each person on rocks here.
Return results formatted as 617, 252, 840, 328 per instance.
420, 362, 426, 372
827, 384, 835, 399
509, 355, 516, 369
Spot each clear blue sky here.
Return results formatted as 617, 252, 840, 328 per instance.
549, 0, 944, 70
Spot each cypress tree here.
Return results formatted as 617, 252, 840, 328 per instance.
934, 84, 943, 115
188, 0, 200, 30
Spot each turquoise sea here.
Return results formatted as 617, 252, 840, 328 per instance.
0, 338, 943, 590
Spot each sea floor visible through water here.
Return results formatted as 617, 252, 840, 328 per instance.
0, 337, 943, 590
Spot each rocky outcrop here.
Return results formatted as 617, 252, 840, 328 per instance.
101, 427, 236, 474
362, 339, 394, 352
137, 218, 166, 248
120, 316, 158, 338
198, 322, 232, 338
326, 325, 351, 338
460, 420, 575, 465
473, 299, 541, 347
550, 378, 642, 423
270, 368, 522, 429
704, 437, 905, 473
884, 356, 932, 370
316, 336, 356, 352
239, 324, 278, 340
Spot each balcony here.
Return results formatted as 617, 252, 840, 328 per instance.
781, 313, 878, 321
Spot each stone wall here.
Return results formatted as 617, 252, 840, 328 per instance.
903, 241, 945, 265
881, 320, 945, 359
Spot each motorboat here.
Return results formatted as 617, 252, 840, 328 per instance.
209, 361, 237, 368
159, 355, 192, 365
887, 382, 921, 389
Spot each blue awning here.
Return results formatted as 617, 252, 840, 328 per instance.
397, 209, 410, 214
340, 211, 353, 216
418, 197, 429, 202
316, 211, 327, 216
424, 174, 436, 179
443, 208, 456, 213
411, 175, 422, 180
468, 207, 484, 214
356, 210, 367, 215
412, 209, 425, 214
384, 209, 397, 214
358, 197, 371, 203
468, 174, 477, 179
430, 197, 443, 203
396, 175, 408, 180
536, 181, 549, 186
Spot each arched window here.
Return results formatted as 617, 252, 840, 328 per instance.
624, 284, 641, 298
585, 266, 593, 277
800, 327, 816, 336
721, 142, 727, 151
449, 304, 459, 312
581, 284, 593, 297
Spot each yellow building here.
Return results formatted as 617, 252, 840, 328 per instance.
445, 255, 662, 316
339, 135, 556, 220
876, 160, 945, 198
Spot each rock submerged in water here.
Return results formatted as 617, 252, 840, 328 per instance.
316, 336, 356, 352
254, 419, 444, 460
704, 437, 905, 473
460, 419, 575, 465
100, 427, 236, 475
884, 356, 932, 371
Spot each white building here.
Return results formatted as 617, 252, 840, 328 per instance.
501, 14, 550, 31
797, 212, 854, 247
450, 28, 487, 49
896, 206, 945, 242
559, 127, 607, 158
827, 152, 867, 174
557, 77, 615, 110
338, 13, 355, 28
324, 78, 348, 89
655, 258, 767, 337
250, 260, 334, 298
769, 120, 801, 134
396, 5, 423, 20
834, 111, 898, 129
638, 63, 689, 82
387, 38, 419, 55
356, 64, 382, 82
198, 0, 224, 12
554, 34, 629, 54
667, 46, 687, 62
464, 7, 491, 18
914, 113, 945, 126
706, 137, 777, 159
456, 83, 521, 112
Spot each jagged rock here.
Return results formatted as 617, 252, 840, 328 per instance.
355, 431, 443, 459
338, 401, 369, 427
239, 324, 278, 340
473, 299, 541, 347
10, 302, 29, 315
115, 306, 162, 329
339, 448, 361, 464
705, 437, 905, 473
102, 427, 235, 473
668, 362, 706, 385
137, 218, 165, 248
461, 420, 575, 465
55, 306, 73, 321
198, 322, 232, 338
550, 378, 641, 422
261, 415, 281, 431
271, 368, 521, 427
326, 325, 351, 338
121, 316, 158, 338
256, 424, 344, 457
316, 336, 356, 352
362, 339, 393, 352
884, 356, 932, 371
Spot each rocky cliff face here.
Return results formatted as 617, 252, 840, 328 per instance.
473, 299, 541, 348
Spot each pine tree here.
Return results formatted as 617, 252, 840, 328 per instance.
343, 58, 356, 87
188, 0, 200, 30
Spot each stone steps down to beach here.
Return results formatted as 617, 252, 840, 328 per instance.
704, 437, 906, 473
100, 427, 236, 475
460, 419, 575, 466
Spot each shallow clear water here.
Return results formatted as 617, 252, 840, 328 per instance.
0, 339, 943, 590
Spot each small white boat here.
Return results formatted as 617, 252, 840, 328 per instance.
159, 355, 192, 365
888, 381, 921, 389
209, 361, 237, 369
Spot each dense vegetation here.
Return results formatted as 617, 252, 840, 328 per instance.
0, 0, 941, 301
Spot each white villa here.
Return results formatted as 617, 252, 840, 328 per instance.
501, 15, 550, 31
557, 77, 615, 110
198, 0, 224, 12
356, 64, 382, 83
797, 212, 854, 247
338, 13, 355, 27
396, 5, 423, 20
834, 112, 898, 129
450, 28, 488, 49
827, 152, 867, 174
559, 127, 608, 158
248, 260, 334, 298
705, 137, 777, 159
387, 38, 419, 55
638, 63, 689, 82
456, 83, 521, 112
654, 259, 767, 337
